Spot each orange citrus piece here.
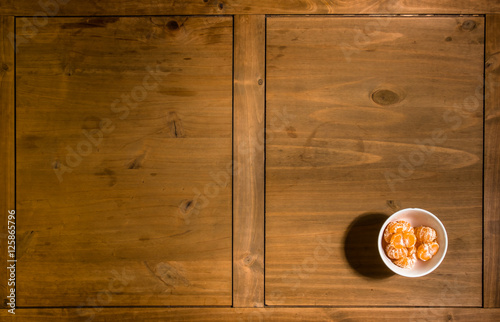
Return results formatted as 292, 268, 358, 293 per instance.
417, 242, 439, 261
385, 243, 408, 260
402, 231, 417, 248
383, 221, 440, 268
428, 241, 439, 256
393, 253, 417, 269
389, 220, 412, 234
383, 223, 394, 243
390, 233, 406, 249
415, 226, 437, 243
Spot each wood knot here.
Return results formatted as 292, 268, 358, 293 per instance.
95, 168, 117, 186
386, 200, 401, 211
242, 253, 257, 266
485, 55, 499, 72
127, 153, 146, 169
52, 160, 60, 169
179, 199, 195, 214
218, 2, 224, 10
145, 261, 190, 290
371, 89, 401, 106
167, 20, 179, 31
445, 36, 452, 42
461, 20, 476, 31
167, 112, 185, 138
1, 63, 9, 72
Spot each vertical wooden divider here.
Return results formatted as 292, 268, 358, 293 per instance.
0, 16, 15, 309
233, 15, 266, 308
485, 14, 500, 308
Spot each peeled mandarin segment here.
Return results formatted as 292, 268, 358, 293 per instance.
394, 253, 417, 269
402, 221, 412, 233
415, 226, 437, 243
385, 243, 408, 260
429, 241, 439, 256
417, 243, 435, 261
389, 220, 412, 234
409, 253, 417, 268
383, 225, 393, 243
388, 221, 397, 234
386, 222, 396, 232
402, 231, 417, 248
383, 222, 398, 243
390, 233, 405, 249
408, 245, 416, 256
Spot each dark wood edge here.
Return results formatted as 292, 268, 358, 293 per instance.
484, 14, 500, 308
0, 16, 15, 311
1, 307, 499, 320
0, 0, 499, 16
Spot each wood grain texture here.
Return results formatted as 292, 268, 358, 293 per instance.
266, 16, 484, 306
233, 15, 265, 308
15, 16, 233, 306
0, 16, 15, 310
485, 14, 500, 308
1, 0, 500, 16
1, 307, 500, 321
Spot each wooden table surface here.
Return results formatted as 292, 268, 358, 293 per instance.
266, 15, 484, 307
15, 16, 233, 307
0, 1, 499, 321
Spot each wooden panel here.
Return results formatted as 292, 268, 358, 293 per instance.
1, 0, 499, 16
1, 307, 500, 321
15, 16, 233, 306
0, 16, 15, 310
266, 17, 484, 306
485, 14, 500, 308
233, 15, 265, 308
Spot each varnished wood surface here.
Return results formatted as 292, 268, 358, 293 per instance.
15, 16, 233, 306
1, 307, 500, 321
0, 16, 15, 310
233, 15, 265, 308
1, 0, 500, 16
0, 7, 498, 320
485, 14, 500, 308
266, 16, 484, 306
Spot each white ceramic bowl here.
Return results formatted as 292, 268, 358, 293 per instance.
378, 208, 448, 278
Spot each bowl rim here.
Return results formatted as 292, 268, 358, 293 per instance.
377, 207, 448, 278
